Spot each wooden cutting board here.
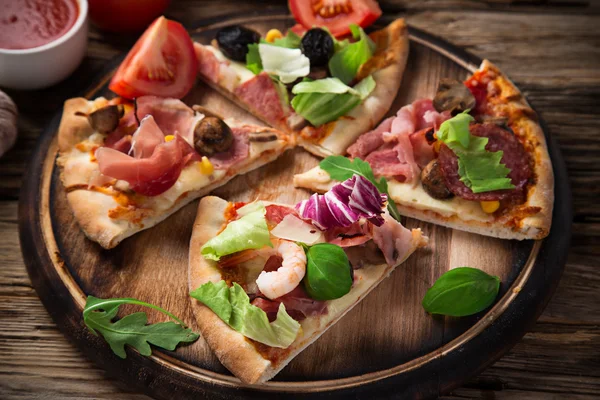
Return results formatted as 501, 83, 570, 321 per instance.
18, 10, 572, 400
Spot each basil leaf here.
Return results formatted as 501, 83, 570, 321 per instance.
83, 296, 199, 358
303, 243, 352, 301
319, 156, 401, 221
422, 267, 501, 317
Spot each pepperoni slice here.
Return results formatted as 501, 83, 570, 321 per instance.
438, 123, 532, 201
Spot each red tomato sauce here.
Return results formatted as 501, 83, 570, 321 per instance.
0, 0, 79, 50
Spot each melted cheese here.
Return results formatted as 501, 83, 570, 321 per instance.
388, 181, 493, 222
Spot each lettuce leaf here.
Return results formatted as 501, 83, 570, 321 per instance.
259, 43, 310, 84
245, 43, 262, 74
437, 112, 515, 193
190, 281, 300, 348
291, 75, 376, 126
200, 201, 272, 261
328, 24, 376, 84
270, 30, 301, 49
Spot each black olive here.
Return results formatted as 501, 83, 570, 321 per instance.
216, 25, 260, 62
194, 117, 234, 156
301, 28, 334, 67
421, 159, 454, 200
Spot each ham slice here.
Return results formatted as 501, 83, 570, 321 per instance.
194, 43, 220, 84
409, 127, 435, 169
365, 134, 419, 182
208, 127, 249, 170
252, 285, 327, 322
95, 116, 199, 196
372, 213, 418, 266
234, 72, 289, 127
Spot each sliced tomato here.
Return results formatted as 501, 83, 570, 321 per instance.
289, 0, 382, 38
109, 16, 197, 99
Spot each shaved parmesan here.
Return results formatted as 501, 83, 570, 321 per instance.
258, 44, 310, 84
271, 214, 324, 245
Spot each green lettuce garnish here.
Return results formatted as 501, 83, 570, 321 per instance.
246, 43, 262, 74
270, 30, 301, 49
328, 24, 376, 84
190, 281, 300, 348
437, 112, 515, 193
200, 201, 272, 261
291, 75, 376, 126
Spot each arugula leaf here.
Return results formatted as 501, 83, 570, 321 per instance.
437, 111, 515, 193
328, 24, 376, 84
83, 296, 199, 359
190, 281, 300, 348
422, 267, 501, 317
201, 201, 273, 261
303, 243, 352, 301
319, 156, 401, 221
290, 75, 376, 126
245, 43, 262, 74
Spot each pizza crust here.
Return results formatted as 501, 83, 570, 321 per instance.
298, 18, 410, 157
188, 196, 426, 384
56, 98, 291, 249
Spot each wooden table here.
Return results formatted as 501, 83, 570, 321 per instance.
1, 1, 598, 398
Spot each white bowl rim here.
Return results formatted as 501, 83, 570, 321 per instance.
0, 0, 88, 55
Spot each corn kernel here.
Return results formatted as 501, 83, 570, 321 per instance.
122, 103, 134, 115
480, 200, 500, 214
265, 29, 283, 43
433, 140, 442, 153
164, 135, 175, 142
199, 156, 214, 175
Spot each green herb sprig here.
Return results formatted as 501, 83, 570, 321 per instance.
83, 296, 199, 358
422, 267, 501, 317
319, 156, 401, 221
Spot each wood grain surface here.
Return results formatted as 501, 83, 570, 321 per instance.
1, 1, 599, 399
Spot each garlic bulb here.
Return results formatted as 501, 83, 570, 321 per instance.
0, 90, 17, 158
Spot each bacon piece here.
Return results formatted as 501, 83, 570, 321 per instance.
208, 127, 249, 170
372, 213, 418, 266
234, 72, 289, 127
347, 116, 393, 159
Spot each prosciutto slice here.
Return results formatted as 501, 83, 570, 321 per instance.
252, 285, 327, 322
372, 213, 419, 266
348, 99, 451, 182
95, 116, 199, 196
104, 96, 197, 150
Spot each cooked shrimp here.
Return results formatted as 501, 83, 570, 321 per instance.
256, 240, 306, 300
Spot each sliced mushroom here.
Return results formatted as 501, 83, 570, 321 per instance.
76, 104, 124, 134
476, 115, 512, 131
433, 78, 476, 115
421, 159, 454, 200
249, 131, 278, 142
193, 116, 234, 155
287, 113, 307, 131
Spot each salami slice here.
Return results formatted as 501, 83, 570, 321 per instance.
438, 123, 532, 201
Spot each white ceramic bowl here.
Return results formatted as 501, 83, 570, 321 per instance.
0, 0, 89, 90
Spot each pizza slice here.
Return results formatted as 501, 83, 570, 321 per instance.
188, 176, 427, 384
56, 95, 292, 249
294, 60, 554, 240
193, 18, 409, 157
